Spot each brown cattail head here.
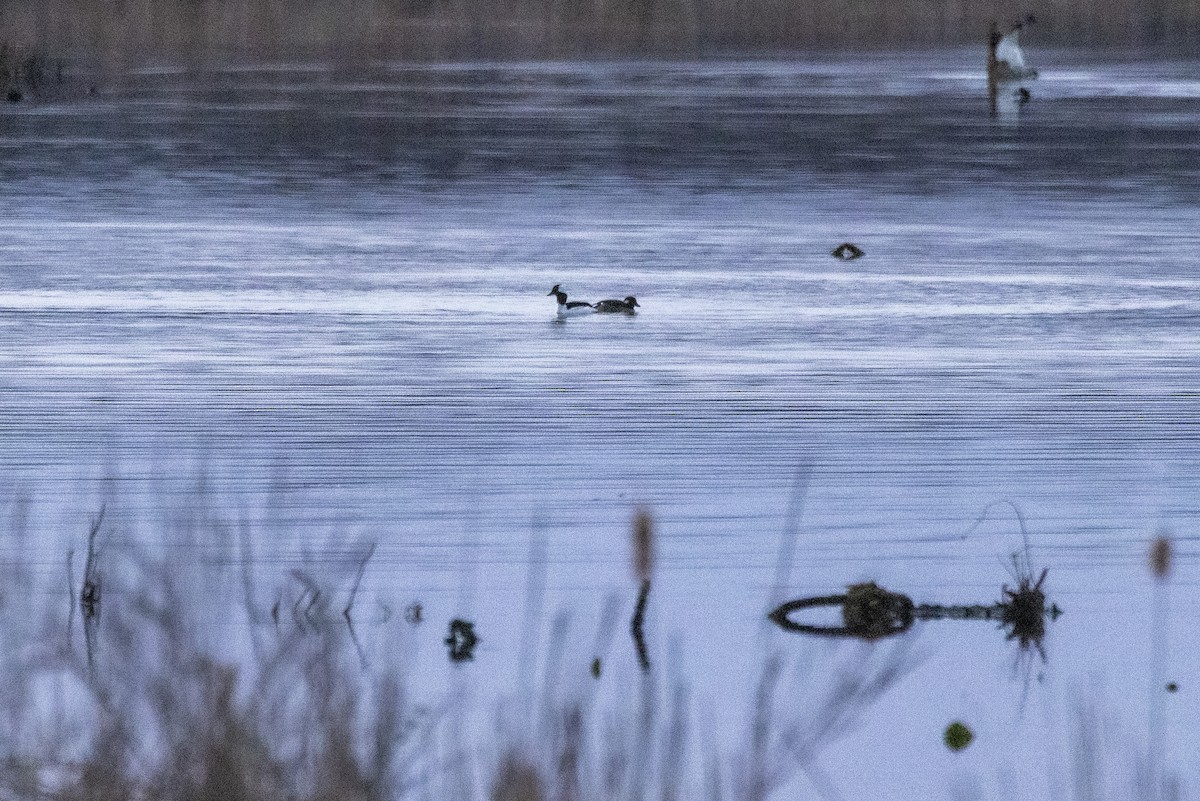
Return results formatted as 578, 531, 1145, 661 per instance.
1150, 534, 1173, 579
632, 507, 655, 582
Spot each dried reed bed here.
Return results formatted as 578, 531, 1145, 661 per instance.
0, 493, 1187, 801
1, 512, 425, 801
0, 497, 919, 801
3, 0, 1200, 72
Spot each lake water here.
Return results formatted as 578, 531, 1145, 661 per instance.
2, 50, 1199, 799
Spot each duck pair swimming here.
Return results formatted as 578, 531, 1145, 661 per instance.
547, 284, 640, 316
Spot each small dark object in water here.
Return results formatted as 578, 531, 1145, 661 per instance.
79, 578, 101, 620
1150, 535, 1173, 578
1167, 682, 1178, 693
842, 582, 915, 638
1001, 566, 1049, 651
404, 602, 423, 625
591, 657, 602, 678
831, 242, 864, 260
6, 88, 22, 102
944, 721, 974, 751
770, 581, 914, 639
1016, 87, 1032, 104
445, 618, 478, 662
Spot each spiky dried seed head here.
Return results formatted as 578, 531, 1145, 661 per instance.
632, 507, 654, 582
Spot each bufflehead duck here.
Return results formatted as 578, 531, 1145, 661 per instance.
831, 242, 864, 260
593, 296, 640, 313
548, 284, 594, 316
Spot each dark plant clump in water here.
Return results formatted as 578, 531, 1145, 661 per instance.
841, 582, 914, 639
446, 617, 479, 662
943, 721, 974, 751
769, 582, 915, 638
1000, 566, 1051, 653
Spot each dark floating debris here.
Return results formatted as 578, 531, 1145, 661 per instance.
404, 602, 424, 625
1000, 566, 1055, 653
769, 582, 912, 639
770, 572, 1061, 649
591, 657, 602, 679
1166, 682, 1178, 693
1150, 534, 1173, 579
445, 618, 478, 662
831, 242, 865, 260
944, 721, 974, 751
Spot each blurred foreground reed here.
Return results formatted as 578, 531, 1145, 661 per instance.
0, 497, 920, 801
0, 493, 1185, 800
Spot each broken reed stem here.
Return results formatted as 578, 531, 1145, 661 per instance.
65, 547, 76, 638
343, 542, 377, 622
629, 507, 655, 671
631, 578, 651, 672
80, 506, 105, 674
343, 543, 377, 668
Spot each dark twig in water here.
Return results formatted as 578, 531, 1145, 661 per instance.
768, 465, 811, 612
343, 543, 376, 667
631, 578, 652, 672
343, 542, 376, 623
65, 547, 76, 639
289, 570, 323, 631
80, 505, 105, 674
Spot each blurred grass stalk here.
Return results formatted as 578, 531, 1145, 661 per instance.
3, 0, 1200, 73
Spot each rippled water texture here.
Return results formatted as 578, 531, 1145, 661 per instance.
2, 52, 1199, 797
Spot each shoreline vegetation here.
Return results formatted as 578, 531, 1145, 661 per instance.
3, 0, 1200, 74
0, 498, 923, 801
0, 491, 1180, 799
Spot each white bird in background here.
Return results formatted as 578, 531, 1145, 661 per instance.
990, 15, 1039, 83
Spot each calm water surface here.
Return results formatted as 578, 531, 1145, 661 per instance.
2, 51, 1199, 798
